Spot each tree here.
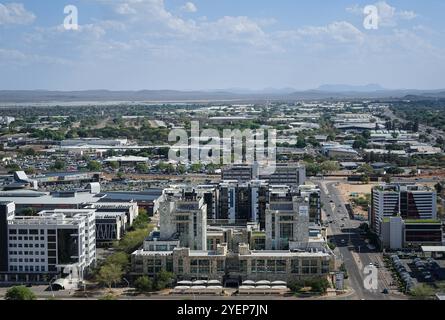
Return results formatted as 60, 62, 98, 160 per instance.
87, 160, 102, 172
108, 161, 119, 170
296, 137, 307, 148
383, 174, 392, 184
434, 183, 443, 195
320, 161, 339, 174
5, 286, 36, 300
136, 162, 149, 173
134, 276, 153, 293
357, 164, 374, 175
132, 208, 150, 230
5, 163, 21, 173
52, 160, 66, 171
97, 264, 124, 290
177, 164, 186, 174
305, 162, 321, 176
106, 252, 130, 272
25, 166, 36, 175
307, 277, 330, 294
361, 175, 370, 184
154, 270, 175, 290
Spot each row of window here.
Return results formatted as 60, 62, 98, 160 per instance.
9, 236, 46, 241
9, 265, 46, 272
9, 251, 46, 256
9, 229, 55, 235
9, 257, 46, 263
9, 243, 45, 248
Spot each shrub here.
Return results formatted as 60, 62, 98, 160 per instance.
5, 286, 36, 300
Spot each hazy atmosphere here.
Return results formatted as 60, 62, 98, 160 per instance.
1, 0, 445, 90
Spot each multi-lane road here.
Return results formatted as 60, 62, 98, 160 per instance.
318, 179, 406, 300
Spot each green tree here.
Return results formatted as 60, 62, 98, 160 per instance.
25, 166, 36, 175
154, 270, 175, 290
177, 164, 186, 174
134, 276, 153, 293
361, 175, 370, 184
5, 163, 21, 172
52, 160, 66, 171
132, 208, 150, 230
5, 286, 36, 300
97, 264, 124, 290
357, 164, 374, 175
320, 161, 339, 174
108, 161, 119, 170
106, 252, 130, 272
136, 162, 149, 173
87, 160, 102, 172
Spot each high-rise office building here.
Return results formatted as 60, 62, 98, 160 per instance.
370, 184, 437, 234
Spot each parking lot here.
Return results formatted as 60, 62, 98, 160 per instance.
387, 253, 445, 292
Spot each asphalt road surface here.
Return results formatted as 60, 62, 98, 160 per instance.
318, 179, 405, 300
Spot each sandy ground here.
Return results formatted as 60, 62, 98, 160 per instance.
337, 183, 377, 219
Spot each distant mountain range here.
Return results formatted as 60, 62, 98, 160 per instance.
1, 85, 445, 103
316, 83, 386, 92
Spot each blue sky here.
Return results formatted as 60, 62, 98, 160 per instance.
0, 0, 444, 91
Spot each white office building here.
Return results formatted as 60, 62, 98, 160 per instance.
0, 203, 96, 284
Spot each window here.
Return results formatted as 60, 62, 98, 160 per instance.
18, 229, 28, 235
239, 260, 247, 273
9, 229, 17, 235
217, 260, 225, 273
29, 229, 38, 235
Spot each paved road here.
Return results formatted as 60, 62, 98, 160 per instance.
318, 180, 405, 300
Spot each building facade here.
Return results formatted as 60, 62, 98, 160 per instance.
0, 203, 96, 284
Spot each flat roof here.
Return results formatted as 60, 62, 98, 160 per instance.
421, 246, 445, 253
0, 190, 103, 205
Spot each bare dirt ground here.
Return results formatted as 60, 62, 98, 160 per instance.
337, 182, 376, 219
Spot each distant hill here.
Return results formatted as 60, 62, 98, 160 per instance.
317, 83, 386, 92
1, 88, 445, 103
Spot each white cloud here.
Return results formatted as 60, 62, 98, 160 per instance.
398, 10, 417, 20
181, 2, 197, 13
0, 2, 35, 26
346, 1, 417, 27
295, 21, 365, 44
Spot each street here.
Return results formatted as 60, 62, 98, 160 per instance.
318, 179, 406, 300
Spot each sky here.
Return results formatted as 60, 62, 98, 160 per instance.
0, 0, 445, 91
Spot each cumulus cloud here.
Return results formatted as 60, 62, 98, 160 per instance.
181, 2, 197, 13
346, 1, 417, 27
0, 2, 35, 26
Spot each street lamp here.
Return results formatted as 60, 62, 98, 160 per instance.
49, 276, 57, 298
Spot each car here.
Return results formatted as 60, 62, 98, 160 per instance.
341, 239, 346, 244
